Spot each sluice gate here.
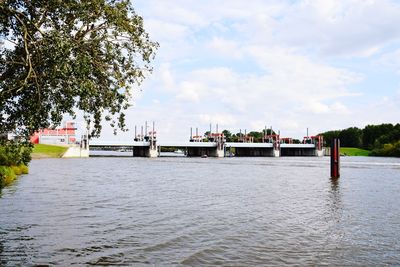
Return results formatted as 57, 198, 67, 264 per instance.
89, 123, 324, 158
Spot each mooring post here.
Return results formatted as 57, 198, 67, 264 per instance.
331, 138, 340, 178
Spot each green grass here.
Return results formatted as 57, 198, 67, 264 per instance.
341, 147, 371, 156
32, 144, 68, 158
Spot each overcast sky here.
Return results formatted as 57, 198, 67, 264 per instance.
99, 0, 400, 142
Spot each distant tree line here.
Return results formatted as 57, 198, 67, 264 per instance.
319, 123, 400, 157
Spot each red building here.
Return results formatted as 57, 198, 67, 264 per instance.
31, 121, 77, 145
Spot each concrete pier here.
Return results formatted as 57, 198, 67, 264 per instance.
132, 145, 158, 158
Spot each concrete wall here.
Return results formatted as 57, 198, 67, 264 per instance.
132, 146, 149, 157
132, 146, 158, 157
186, 147, 224, 157
62, 146, 89, 158
280, 148, 317, 156
234, 147, 275, 157
187, 147, 214, 157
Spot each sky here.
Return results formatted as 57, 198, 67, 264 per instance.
98, 0, 400, 142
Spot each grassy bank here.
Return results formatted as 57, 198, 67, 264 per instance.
341, 147, 371, 156
0, 165, 29, 188
32, 144, 68, 158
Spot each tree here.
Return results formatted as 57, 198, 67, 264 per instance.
0, 0, 158, 138
362, 124, 394, 149
222, 129, 233, 142
338, 127, 362, 147
222, 129, 231, 138
248, 131, 262, 142
319, 130, 340, 147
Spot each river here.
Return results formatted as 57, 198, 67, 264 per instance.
1, 156, 400, 266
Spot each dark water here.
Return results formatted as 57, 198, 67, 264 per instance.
1, 156, 400, 266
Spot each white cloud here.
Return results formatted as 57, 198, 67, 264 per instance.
92, 0, 400, 142
176, 81, 203, 102
159, 63, 175, 91
330, 102, 350, 114
145, 19, 188, 41
274, 0, 400, 57
377, 49, 400, 73
198, 113, 237, 127
207, 37, 243, 59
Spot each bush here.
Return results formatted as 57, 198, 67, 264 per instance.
19, 165, 29, 174
10, 165, 22, 175
0, 140, 32, 166
0, 139, 31, 189
0, 172, 3, 189
0, 166, 17, 187
370, 140, 400, 157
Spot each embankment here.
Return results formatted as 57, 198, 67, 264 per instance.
31, 144, 69, 159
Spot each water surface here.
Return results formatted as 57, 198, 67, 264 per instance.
1, 156, 399, 266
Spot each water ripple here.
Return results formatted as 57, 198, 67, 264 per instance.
0, 156, 399, 265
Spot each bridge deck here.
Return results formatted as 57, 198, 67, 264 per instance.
281, 144, 316, 148
159, 142, 217, 147
226, 142, 273, 148
90, 141, 316, 149
89, 141, 150, 147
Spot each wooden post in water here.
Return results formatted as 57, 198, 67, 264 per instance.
331, 138, 340, 178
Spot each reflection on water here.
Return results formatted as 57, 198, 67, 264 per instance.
1, 156, 400, 266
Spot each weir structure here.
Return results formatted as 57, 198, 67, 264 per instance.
131, 121, 158, 157
89, 123, 325, 158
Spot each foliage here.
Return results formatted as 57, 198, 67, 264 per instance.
320, 123, 400, 157
0, 164, 27, 188
362, 124, 399, 150
0, 139, 32, 166
0, 137, 30, 189
222, 130, 232, 140
370, 140, 400, 157
0, 0, 158, 138
204, 129, 278, 142
229, 135, 239, 142
0, 165, 16, 187
248, 131, 262, 142
0, 166, 4, 188
338, 127, 362, 147
321, 130, 340, 147
160, 146, 177, 153
32, 144, 68, 158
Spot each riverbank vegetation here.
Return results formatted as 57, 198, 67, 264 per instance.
0, 140, 31, 189
320, 123, 400, 157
